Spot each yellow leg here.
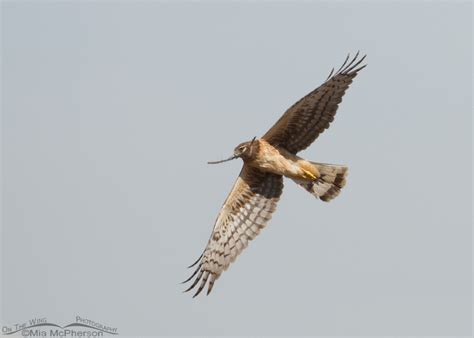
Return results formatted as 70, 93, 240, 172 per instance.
302, 168, 317, 180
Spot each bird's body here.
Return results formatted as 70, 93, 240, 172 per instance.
184, 53, 366, 297
241, 138, 319, 181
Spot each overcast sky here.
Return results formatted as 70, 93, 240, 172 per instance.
2, 1, 472, 336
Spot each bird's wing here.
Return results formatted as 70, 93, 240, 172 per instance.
263, 52, 367, 154
183, 165, 283, 297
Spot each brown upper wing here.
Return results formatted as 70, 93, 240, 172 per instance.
183, 165, 283, 297
263, 53, 367, 154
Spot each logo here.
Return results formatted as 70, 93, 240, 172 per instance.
2, 316, 118, 337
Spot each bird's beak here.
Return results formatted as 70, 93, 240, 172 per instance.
207, 155, 238, 164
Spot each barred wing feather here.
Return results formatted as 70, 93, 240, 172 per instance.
263, 52, 366, 154
183, 165, 283, 297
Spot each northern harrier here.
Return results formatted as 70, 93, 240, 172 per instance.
184, 53, 366, 297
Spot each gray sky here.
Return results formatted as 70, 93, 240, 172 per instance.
2, 1, 472, 336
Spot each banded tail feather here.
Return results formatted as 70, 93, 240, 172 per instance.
294, 163, 348, 202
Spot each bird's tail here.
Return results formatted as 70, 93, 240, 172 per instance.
292, 162, 348, 202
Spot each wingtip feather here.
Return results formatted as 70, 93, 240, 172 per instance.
182, 264, 201, 284
187, 253, 203, 268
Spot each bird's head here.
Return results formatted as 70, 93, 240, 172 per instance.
208, 137, 258, 164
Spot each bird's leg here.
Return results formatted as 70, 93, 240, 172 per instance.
301, 168, 318, 181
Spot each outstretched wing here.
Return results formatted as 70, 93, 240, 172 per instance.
183, 165, 283, 297
263, 52, 367, 154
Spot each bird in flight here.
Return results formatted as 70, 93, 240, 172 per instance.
183, 52, 367, 297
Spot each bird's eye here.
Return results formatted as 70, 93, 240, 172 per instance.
240, 146, 246, 152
